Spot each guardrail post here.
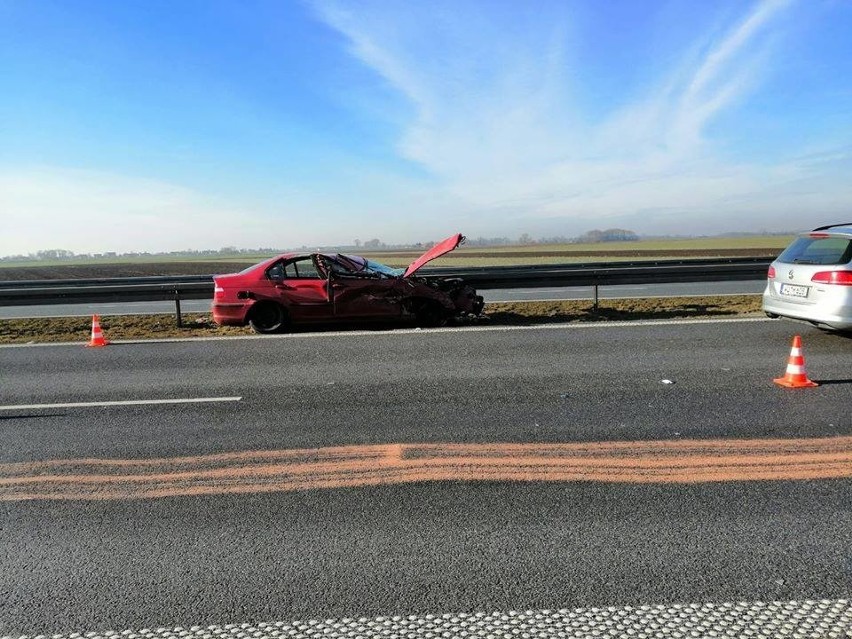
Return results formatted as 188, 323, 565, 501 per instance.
593, 284, 599, 311
174, 290, 183, 328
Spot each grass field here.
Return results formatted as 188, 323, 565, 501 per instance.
0, 236, 791, 279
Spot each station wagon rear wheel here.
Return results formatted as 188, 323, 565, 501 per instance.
248, 302, 288, 334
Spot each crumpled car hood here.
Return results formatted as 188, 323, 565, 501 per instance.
403, 233, 465, 278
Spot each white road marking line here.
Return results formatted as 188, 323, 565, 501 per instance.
0, 397, 242, 411
0, 316, 773, 348
4, 599, 849, 639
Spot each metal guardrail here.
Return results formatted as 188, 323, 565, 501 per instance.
0, 257, 772, 307
424, 257, 772, 289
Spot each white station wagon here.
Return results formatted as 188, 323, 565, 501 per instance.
763, 223, 852, 332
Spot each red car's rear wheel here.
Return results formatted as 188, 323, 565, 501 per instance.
248, 302, 288, 334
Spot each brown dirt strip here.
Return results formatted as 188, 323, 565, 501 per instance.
2, 437, 851, 501
0, 262, 258, 280
0, 295, 763, 344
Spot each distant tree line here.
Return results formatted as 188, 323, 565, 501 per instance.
2, 229, 644, 262
0, 246, 284, 262
575, 228, 639, 243
485, 229, 639, 246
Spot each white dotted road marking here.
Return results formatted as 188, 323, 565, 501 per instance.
0, 397, 242, 411
4, 599, 850, 639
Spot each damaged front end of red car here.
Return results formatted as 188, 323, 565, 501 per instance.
400, 234, 484, 322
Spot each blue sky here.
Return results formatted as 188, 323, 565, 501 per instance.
1, 0, 851, 255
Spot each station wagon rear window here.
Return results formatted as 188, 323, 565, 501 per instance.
777, 236, 852, 265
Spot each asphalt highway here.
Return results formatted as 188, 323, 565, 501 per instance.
0, 318, 850, 636
0, 280, 765, 318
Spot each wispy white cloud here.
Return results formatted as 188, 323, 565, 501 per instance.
315, 0, 849, 234
315, 1, 580, 179
670, 0, 791, 150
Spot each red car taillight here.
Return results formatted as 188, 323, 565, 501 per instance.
767, 266, 776, 278
811, 270, 852, 285
214, 286, 225, 298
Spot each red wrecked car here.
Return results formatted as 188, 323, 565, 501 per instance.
212, 233, 484, 333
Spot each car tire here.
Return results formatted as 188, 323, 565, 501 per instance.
415, 300, 448, 328
248, 302, 288, 334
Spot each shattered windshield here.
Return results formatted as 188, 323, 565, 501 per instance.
321, 254, 404, 278
364, 259, 404, 277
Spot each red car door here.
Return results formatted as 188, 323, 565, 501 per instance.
331, 277, 406, 319
269, 257, 333, 322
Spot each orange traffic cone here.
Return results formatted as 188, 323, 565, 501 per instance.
773, 335, 817, 388
86, 314, 109, 347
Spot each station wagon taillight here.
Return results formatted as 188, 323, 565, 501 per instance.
811, 270, 852, 285
767, 266, 776, 278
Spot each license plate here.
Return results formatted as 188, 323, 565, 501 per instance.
780, 283, 809, 298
